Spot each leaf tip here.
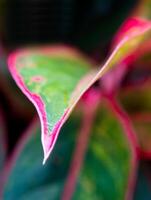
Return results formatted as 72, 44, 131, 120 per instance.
42, 155, 47, 165
42, 137, 51, 165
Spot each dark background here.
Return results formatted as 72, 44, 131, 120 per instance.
1, 0, 137, 55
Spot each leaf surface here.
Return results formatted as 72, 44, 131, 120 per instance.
72, 99, 136, 200
3, 100, 134, 200
2, 114, 81, 200
102, 17, 151, 94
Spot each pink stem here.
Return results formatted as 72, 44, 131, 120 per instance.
107, 95, 138, 200
62, 91, 100, 200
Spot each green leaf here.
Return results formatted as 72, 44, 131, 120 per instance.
72, 100, 133, 200
2, 100, 134, 200
8, 18, 151, 163
2, 113, 81, 200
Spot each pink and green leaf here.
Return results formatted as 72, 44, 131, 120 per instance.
73, 99, 136, 200
8, 46, 93, 163
2, 114, 81, 200
2, 100, 135, 200
102, 17, 151, 94
8, 18, 151, 163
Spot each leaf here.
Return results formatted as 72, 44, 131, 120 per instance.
112, 17, 151, 53
72, 99, 136, 200
102, 17, 151, 94
2, 113, 81, 200
2, 100, 135, 200
8, 18, 151, 163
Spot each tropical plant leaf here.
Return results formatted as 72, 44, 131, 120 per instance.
72, 99, 136, 200
102, 17, 151, 94
2, 113, 81, 200
8, 17, 151, 163
2, 99, 135, 200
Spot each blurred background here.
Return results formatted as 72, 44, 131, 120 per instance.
1, 0, 137, 54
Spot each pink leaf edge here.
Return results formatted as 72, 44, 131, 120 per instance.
8, 47, 73, 164
112, 17, 151, 51
102, 17, 151, 95
107, 96, 139, 200
7, 46, 92, 164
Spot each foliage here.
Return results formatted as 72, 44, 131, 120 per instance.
1, 0, 151, 200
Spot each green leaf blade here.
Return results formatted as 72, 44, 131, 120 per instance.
73, 100, 134, 200
2, 114, 81, 200
8, 46, 92, 163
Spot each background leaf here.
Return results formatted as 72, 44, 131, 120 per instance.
72, 99, 133, 200
2, 113, 81, 200
3, 98, 134, 200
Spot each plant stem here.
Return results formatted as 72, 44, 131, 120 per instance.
62, 91, 99, 200
108, 96, 138, 200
